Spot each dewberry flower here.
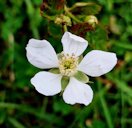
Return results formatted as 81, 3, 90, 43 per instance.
26, 32, 117, 106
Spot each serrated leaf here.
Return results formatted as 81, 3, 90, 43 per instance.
40, 0, 65, 16
74, 71, 89, 83
70, 2, 101, 15
70, 22, 93, 37
61, 76, 70, 91
49, 68, 60, 74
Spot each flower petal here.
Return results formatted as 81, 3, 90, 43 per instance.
26, 39, 59, 69
78, 50, 117, 77
31, 71, 62, 96
63, 77, 93, 106
61, 32, 88, 56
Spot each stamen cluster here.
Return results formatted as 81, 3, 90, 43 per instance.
59, 53, 78, 76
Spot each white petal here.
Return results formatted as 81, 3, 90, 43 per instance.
61, 32, 88, 56
26, 39, 59, 69
31, 71, 62, 96
78, 50, 117, 77
63, 77, 93, 106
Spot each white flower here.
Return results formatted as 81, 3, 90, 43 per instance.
26, 32, 117, 106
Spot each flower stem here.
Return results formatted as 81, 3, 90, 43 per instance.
40, 11, 55, 21
64, 5, 81, 23
63, 24, 68, 32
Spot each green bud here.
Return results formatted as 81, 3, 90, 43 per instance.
85, 15, 98, 28
74, 71, 89, 83
55, 14, 71, 26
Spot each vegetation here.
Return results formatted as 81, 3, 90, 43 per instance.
0, 0, 132, 127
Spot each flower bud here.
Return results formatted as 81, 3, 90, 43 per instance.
55, 15, 71, 26
85, 15, 98, 28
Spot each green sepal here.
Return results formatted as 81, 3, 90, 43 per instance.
78, 55, 83, 63
74, 71, 89, 83
49, 68, 60, 74
57, 53, 63, 59
61, 76, 70, 91
88, 81, 94, 84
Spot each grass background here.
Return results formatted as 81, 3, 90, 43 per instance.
0, 0, 132, 128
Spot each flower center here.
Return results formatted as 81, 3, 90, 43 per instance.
58, 53, 78, 76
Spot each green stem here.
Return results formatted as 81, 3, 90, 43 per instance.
121, 87, 125, 128
63, 24, 68, 32
41, 12, 55, 21
64, 5, 81, 23
98, 81, 113, 128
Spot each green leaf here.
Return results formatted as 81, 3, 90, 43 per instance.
49, 68, 60, 74
74, 71, 89, 83
92, 120, 105, 128
70, 2, 102, 15
0, 110, 6, 124
48, 22, 62, 37
118, 3, 132, 22
86, 25, 108, 50
8, 117, 26, 128
125, 51, 132, 62
61, 76, 70, 91
53, 101, 72, 115
114, 42, 132, 50
98, 81, 113, 128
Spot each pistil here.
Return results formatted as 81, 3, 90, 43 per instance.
59, 53, 78, 76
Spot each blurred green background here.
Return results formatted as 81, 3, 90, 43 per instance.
0, 0, 132, 128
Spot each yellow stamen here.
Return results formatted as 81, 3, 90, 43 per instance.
59, 53, 78, 76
